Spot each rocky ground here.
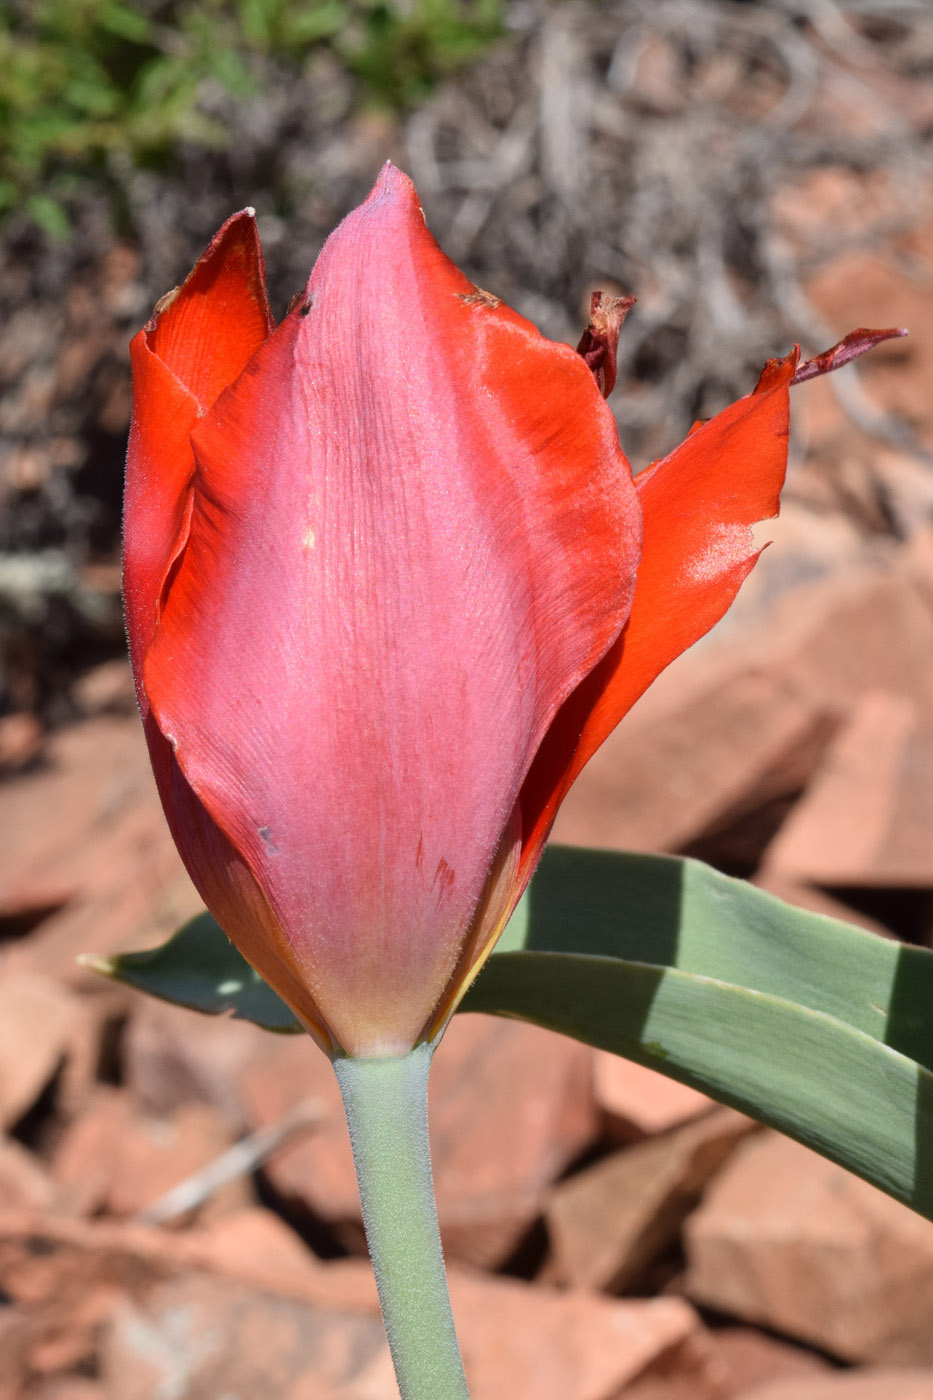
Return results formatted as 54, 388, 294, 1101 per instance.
2, 562, 933, 1400
1, 1, 933, 1397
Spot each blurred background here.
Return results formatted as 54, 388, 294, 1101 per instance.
1, 2, 933, 1398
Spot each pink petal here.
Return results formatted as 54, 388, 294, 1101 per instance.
143, 165, 641, 1056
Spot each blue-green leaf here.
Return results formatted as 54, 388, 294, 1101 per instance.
81, 911, 299, 1033
89, 845, 933, 1218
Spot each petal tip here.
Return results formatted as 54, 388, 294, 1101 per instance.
367, 161, 422, 218
374, 159, 407, 190
302, 163, 427, 303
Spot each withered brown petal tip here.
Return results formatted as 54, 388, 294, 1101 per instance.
792, 326, 908, 385
575, 290, 636, 399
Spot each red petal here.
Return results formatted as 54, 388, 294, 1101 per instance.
518, 348, 797, 867
146, 209, 274, 412
144, 164, 641, 1056
124, 211, 274, 679
123, 337, 198, 674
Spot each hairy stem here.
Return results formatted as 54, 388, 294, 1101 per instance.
333, 1043, 470, 1400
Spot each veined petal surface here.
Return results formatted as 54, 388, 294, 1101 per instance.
144, 165, 641, 1056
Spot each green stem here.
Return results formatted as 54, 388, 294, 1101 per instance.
333, 1042, 470, 1400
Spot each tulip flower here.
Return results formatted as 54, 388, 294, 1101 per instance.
124, 162, 901, 1065
123, 163, 903, 1400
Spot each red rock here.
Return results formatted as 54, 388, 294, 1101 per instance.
552, 653, 834, 856
99, 1273, 388, 1400
192, 1208, 378, 1313
0, 712, 43, 774
708, 1325, 834, 1396
727, 496, 869, 629
56, 985, 129, 1122
544, 1107, 754, 1291
52, 1088, 247, 1221
0, 1206, 708, 1400
287, 1369, 393, 1400
872, 451, 933, 540
24, 1289, 111, 1379
450, 1272, 704, 1400
593, 1053, 714, 1140
0, 1221, 123, 1385
905, 526, 933, 611
0, 715, 202, 982
49, 1090, 129, 1215
554, 561, 933, 861
430, 1014, 597, 1268
0, 1135, 56, 1211
0, 1205, 366, 1386
240, 1014, 598, 1268
773, 168, 914, 257
0, 1306, 31, 1400
112, 1099, 248, 1223
0, 1207, 343, 1313
235, 1033, 356, 1235
738, 1373, 933, 1400
685, 1132, 933, 1363
616, 1326, 722, 1400
0, 717, 148, 922
124, 996, 264, 1122
26, 1383, 104, 1400
775, 567, 933, 716
0, 1211, 146, 1308
806, 232, 933, 445
0, 972, 84, 1129
0, 1207, 344, 1390
763, 690, 933, 888
298, 1271, 711, 1400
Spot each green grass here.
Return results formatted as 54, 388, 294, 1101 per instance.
0, 0, 504, 233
